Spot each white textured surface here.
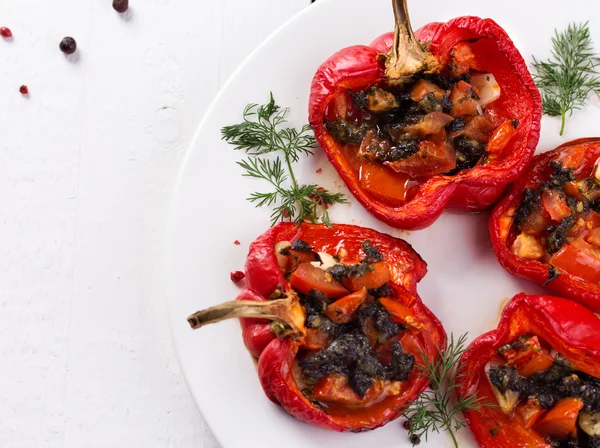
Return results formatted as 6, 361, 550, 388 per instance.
0, 1, 306, 446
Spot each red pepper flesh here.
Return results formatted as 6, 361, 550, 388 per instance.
309, 17, 541, 230
457, 293, 600, 447
235, 222, 446, 431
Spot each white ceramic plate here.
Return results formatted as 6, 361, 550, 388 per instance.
167, 0, 600, 446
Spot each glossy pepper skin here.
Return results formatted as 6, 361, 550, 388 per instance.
457, 293, 600, 447
309, 17, 542, 230
237, 222, 445, 431
490, 138, 600, 313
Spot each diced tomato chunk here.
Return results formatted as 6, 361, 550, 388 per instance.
313, 373, 385, 405
449, 81, 480, 117
512, 233, 545, 260
518, 399, 545, 429
399, 332, 426, 367
324, 288, 367, 324
360, 161, 409, 205
341, 262, 391, 292
516, 351, 555, 377
459, 115, 495, 144
534, 398, 583, 440
304, 328, 329, 351
289, 262, 348, 299
410, 79, 446, 102
378, 297, 424, 330
487, 119, 518, 155
448, 42, 477, 77
564, 181, 585, 201
556, 145, 587, 170
404, 112, 453, 137
541, 189, 572, 222
386, 140, 456, 177
519, 204, 551, 236
551, 238, 600, 283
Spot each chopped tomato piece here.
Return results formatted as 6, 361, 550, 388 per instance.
520, 208, 551, 237
587, 228, 600, 248
357, 129, 390, 161
541, 190, 572, 222
325, 91, 352, 121
551, 238, 600, 283
564, 181, 585, 201
290, 262, 348, 299
304, 328, 329, 351
386, 140, 456, 177
449, 81, 480, 117
313, 373, 385, 406
359, 161, 409, 205
410, 79, 446, 102
534, 397, 583, 439
399, 332, 425, 367
512, 233, 545, 260
516, 351, 555, 377
487, 119, 518, 154
324, 288, 368, 324
448, 42, 477, 77
567, 211, 600, 239
361, 315, 379, 347
556, 145, 587, 170
518, 399, 544, 429
404, 112, 454, 137
459, 115, 495, 144
378, 297, 424, 330
501, 335, 544, 364
341, 261, 391, 292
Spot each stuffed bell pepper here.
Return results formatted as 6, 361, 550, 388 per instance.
187, 222, 445, 432
491, 138, 600, 312
457, 293, 600, 447
308, 0, 541, 229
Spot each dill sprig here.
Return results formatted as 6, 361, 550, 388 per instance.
532, 22, 600, 135
221, 93, 347, 226
403, 333, 493, 447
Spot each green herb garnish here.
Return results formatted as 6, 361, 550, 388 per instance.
222, 93, 347, 226
532, 22, 600, 135
403, 333, 493, 447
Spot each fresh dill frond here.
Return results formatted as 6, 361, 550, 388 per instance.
403, 333, 494, 447
222, 93, 347, 226
532, 22, 600, 135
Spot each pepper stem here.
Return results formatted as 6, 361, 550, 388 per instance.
187, 293, 306, 339
383, 0, 438, 83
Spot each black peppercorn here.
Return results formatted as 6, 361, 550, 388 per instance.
113, 0, 129, 13
59, 37, 77, 55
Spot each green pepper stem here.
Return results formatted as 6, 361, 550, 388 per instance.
187, 294, 306, 339
385, 0, 438, 83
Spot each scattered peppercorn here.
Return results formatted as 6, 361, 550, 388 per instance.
233, 240, 241, 246
230, 271, 245, 283
59, 37, 77, 55
19, 85, 29, 95
403, 419, 412, 430
0, 27, 12, 38
316, 168, 322, 174
112, 0, 129, 13
409, 434, 421, 445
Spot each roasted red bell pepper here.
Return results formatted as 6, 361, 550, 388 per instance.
187, 222, 445, 432
308, 2, 541, 230
457, 293, 600, 447
490, 138, 600, 312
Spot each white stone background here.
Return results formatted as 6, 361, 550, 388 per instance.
0, 1, 308, 446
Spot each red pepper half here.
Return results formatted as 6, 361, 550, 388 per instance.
309, 5, 541, 230
490, 138, 600, 312
188, 222, 445, 432
457, 293, 600, 447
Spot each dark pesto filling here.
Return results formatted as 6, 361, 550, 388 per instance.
288, 240, 415, 399
324, 73, 491, 175
488, 336, 600, 447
